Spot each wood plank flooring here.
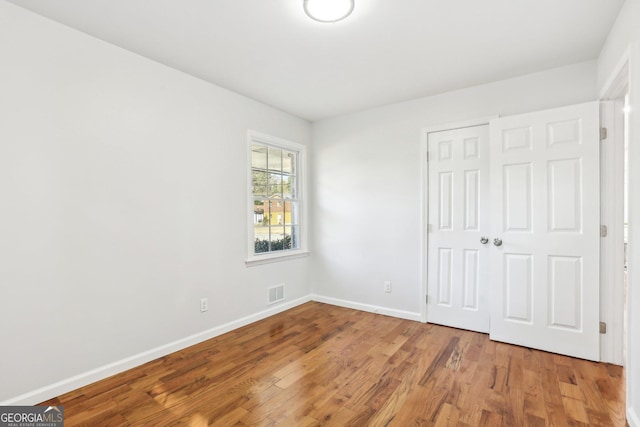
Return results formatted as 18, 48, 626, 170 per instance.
41, 302, 626, 426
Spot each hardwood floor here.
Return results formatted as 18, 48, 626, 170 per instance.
41, 302, 626, 426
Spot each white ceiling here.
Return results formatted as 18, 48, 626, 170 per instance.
8, 0, 625, 121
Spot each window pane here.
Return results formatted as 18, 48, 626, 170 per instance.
268, 173, 283, 198
254, 200, 269, 253
270, 227, 286, 251
269, 200, 284, 226
283, 151, 296, 175
253, 200, 266, 224
268, 148, 282, 172
252, 171, 267, 196
254, 237, 269, 253
286, 226, 299, 250
285, 201, 298, 225
252, 145, 267, 170
282, 175, 295, 199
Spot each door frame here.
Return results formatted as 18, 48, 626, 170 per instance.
600, 55, 630, 365
420, 116, 497, 323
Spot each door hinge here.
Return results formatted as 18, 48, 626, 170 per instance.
600, 127, 608, 140
426, 295, 429, 304
599, 322, 607, 334
426, 152, 430, 162
601, 225, 608, 238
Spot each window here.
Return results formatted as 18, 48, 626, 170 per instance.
247, 131, 307, 264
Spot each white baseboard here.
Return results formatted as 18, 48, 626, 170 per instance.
629, 407, 640, 427
1, 295, 311, 406
310, 294, 423, 322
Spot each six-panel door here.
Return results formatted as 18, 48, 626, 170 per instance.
427, 125, 491, 333
488, 102, 600, 361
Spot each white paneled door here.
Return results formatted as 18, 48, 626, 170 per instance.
489, 102, 600, 361
426, 102, 600, 360
427, 125, 491, 333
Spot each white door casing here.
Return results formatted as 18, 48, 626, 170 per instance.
427, 125, 490, 333
489, 102, 600, 361
599, 99, 626, 366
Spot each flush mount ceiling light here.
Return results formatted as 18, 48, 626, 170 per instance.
303, 0, 355, 23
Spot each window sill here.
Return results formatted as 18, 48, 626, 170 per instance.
245, 251, 310, 267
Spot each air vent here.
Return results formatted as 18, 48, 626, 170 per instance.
268, 284, 285, 305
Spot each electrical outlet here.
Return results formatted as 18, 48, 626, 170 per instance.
200, 298, 208, 313
384, 281, 392, 293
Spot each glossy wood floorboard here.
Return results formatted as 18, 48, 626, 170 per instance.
41, 302, 626, 426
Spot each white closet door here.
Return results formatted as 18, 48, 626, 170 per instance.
489, 102, 600, 361
427, 125, 490, 333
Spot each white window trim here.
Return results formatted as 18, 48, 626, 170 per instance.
245, 130, 309, 266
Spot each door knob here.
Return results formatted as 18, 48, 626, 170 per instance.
480, 236, 489, 244
493, 238, 503, 247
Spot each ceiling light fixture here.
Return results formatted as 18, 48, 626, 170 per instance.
303, 0, 355, 23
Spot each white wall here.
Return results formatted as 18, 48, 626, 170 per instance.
0, 1, 311, 403
598, 1, 640, 425
310, 61, 598, 317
